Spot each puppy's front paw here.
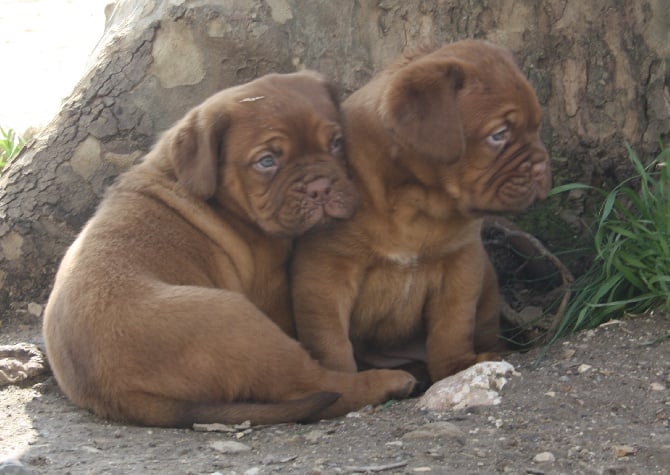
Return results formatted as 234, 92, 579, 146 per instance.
314, 368, 416, 419
365, 369, 417, 400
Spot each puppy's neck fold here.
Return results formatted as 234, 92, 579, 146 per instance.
116, 161, 292, 261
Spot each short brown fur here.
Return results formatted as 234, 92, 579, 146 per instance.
43, 71, 415, 428
291, 41, 551, 382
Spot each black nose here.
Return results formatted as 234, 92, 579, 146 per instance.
306, 178, 332, 202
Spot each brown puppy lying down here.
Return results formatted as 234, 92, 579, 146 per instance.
43, 71, 415, 428
291, 40, 552, 383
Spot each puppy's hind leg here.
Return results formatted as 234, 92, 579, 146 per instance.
119, 392, 341, 427
113, 286, 414, 426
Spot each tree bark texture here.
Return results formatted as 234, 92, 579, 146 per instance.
0, 0, 668, 322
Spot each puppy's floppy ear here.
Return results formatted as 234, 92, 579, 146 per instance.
168, 106, 229, 200
380, 58, 467, 163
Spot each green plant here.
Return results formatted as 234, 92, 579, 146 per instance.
0, 126, 25, 173
550, 142, 670, 341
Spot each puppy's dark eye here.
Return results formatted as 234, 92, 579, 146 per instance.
329, 134, 345, 155
487, 126, 508, 147
254, 154, 278, 172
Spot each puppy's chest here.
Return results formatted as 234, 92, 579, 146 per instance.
365, 189, 469, 258
350, 262, 437, 342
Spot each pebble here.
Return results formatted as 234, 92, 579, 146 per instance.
27, 303, 43, 317
0, 343, 47, 387
577, 364, 592, 374
613, 445, 637, 457
533, 451, 556, 463
650, 382, 666, 391
81, 446, 101, 453
209, 440, 251, 454
303, 429, 325, 443
562, 348, 577, 360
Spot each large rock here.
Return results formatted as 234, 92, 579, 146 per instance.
417, 361, 518, 411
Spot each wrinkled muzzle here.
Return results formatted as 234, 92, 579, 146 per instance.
262, 159, 359, 237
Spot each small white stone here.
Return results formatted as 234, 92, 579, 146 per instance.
27, 302, 43, 317
492, 418, 503, 429
385, 440, 403, 447
209, 440, 251, 454
303, 429, 325, 443
81, 445, 101, 453
533, 451, 556, 463
650, 382, 666, 391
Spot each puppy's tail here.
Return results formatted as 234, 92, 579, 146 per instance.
124, 391, 341, 428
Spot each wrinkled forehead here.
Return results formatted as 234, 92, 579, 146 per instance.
232, 73, 340, 124
463, 72, 541, 125
204, 74, 342, 148
440, 44, 542, 131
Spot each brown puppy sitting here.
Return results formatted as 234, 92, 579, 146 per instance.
43, 71, 416, 428
291, 40, 552, 383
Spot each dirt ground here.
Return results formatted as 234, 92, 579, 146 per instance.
1, 311, 668, 475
